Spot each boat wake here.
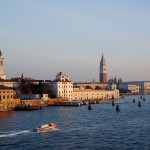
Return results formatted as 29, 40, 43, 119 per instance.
0, 128, 60, 138
0, 130, 30, 138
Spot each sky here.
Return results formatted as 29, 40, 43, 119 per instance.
0, 0, 150, 82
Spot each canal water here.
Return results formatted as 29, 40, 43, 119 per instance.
0, 95, 150, 150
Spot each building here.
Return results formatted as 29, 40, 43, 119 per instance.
0, 51, 6, 80
52, 72, 73, 100
0, 79, 20, 88
118, 83, 139, 94
99, 54, 107, 83
73, 89, 119, 100
122, 81, 150, 94
0, 85, 20, 111
52, 72, 119, 100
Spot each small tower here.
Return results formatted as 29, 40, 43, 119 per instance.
99, 54, 107, 83
0, 50, 6, 80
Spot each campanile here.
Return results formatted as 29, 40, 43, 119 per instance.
99, 54, 107, 83
0, 50, 6, 80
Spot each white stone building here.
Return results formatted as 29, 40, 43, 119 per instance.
73, 89, 119, 100
51, 72, 119, 100
0, 79, 20, 88
52, 72, 73, 100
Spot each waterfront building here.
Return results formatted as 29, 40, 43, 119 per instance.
0, 50, 119, 101
0, 51, 6, 80
121, 81, 150, 94
0, 85, 20, 111
52, 72, 73, 100
99, 54, 107, 83
73, 89, 119, 100
118, 83, 139, 94
52, 72, 119, 100
0, 77, 51, 88
0, 79, 20, 88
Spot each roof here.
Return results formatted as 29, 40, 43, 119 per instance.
73, 90, 112, 92
0, 85, 13, 90
0, 79, 18, 82
54, 79, 72, 82
100, 54, 106, 64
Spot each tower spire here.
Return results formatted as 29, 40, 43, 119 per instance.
0, 50, 6, 80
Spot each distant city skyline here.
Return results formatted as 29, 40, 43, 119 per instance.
0, 0, 150, 82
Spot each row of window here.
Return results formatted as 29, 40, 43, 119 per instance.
145, 84, 150, 87
75, 96, 101, 100
0, 101, 13, 105
59, 86, 73, 88
59, 94, 72, 97
59, 82, 72, 84
59, 91, 72, 93
1, 82, 20, 85
0, 91, 13, 93
74, 93, 104, 96
0, 95, 13, 100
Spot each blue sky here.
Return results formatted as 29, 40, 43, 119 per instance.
0, 0, 150, 82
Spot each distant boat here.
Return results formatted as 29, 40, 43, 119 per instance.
33, 123, 57, 132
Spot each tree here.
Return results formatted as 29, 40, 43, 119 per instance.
19, 81, 55, 98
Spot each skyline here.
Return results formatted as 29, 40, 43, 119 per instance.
0, 0, 150, 82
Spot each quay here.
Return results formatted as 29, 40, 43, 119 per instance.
47, 99, 102, 107
13, 98, 103, 111
14, 105, 41, 111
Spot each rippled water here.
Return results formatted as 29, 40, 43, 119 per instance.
0, 95, 150, 150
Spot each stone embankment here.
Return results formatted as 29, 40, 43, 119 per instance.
13, 98, 107, 111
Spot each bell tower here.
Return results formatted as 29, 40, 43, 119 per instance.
0, 50, 6, 80
99, 54, 107, 83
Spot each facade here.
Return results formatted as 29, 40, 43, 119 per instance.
0, 79, 20, 88
52, 72, 73, 100
121, 81, 150, 94
99, 54, 107, 83
0, 51, 6, 80
52, 72, 119, 100
0, 85, 20, 111
0, 78, 51, 88
119, 83, 139, 94
73, 89, 119, 100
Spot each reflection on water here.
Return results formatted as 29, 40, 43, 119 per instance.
0, 95, 150, 150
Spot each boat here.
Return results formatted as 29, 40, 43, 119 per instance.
33, 123, 57, 132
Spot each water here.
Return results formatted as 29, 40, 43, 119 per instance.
0, 95, 150, 150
